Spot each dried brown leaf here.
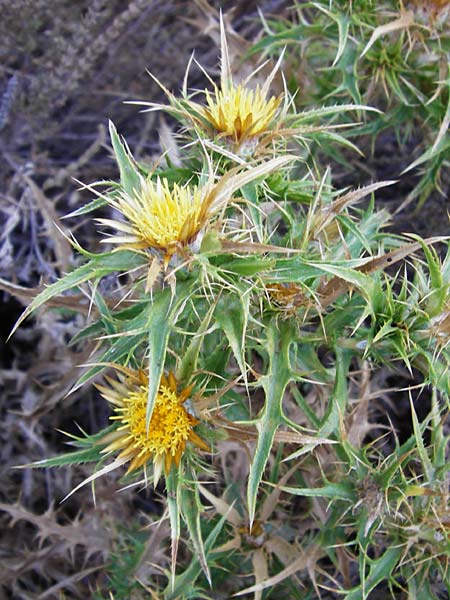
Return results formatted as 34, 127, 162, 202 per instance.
252, 548, 268, 600
318, 237, 444, 308
198, 484, 242, 527
0, 277, 90, 314
313, 180, 397, 237
0, 502, 109, 558
234, 544, 323, 596
361, 11, 415, 57
24, 176, 73, 274
265, 536, 303, 568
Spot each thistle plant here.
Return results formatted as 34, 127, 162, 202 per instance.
11, 17, 450, 599
252, 0, 450, 206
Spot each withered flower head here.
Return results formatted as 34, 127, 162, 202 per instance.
267, 282, 307, 316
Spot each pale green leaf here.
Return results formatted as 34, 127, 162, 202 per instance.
179, 481, 210, 584
215, 293, 250, 385
146, 278, 197, 427
109, 120, 141, 195
247, 322, 294, 525
10, 251, 145, 338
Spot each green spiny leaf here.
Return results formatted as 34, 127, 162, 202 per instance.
109, 120, 141, 195
64, 193, 110, 219
215, 292, 250, 386
166, 467, 181, 591
345, 546, 403, 600
318, 346, 352, 437
176, 302, 217, 383
247, 321, 294, 525
417, 237, 446, 317
409, 397, 434, 482
74, 332, 143, 392
279, 481, 355, 501
10, 251, 146, 337
21, 426, 115, 469
179, 478, 210, 585
146, 278, 197, 428
165, 511, 229, 600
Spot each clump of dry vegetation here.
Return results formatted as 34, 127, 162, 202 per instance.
1, 1, 449, 599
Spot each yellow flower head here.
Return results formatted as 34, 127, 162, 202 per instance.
97, 368, 209, 478
98, 157, 295, 266
202, 82, 282, 146
99, 177, 209, 261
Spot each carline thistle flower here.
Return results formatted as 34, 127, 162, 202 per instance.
201, 82, 282, 148
192, 18, 284, 151
98, 176, 209, 264
129, 18, 285, 155
96, 367, 209, 481
97, 157, 296, 264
